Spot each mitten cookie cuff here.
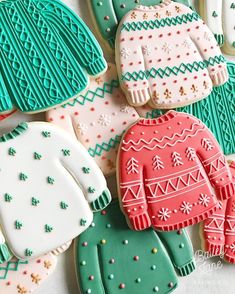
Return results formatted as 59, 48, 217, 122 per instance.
90, 189, 112, 211
177, 260, 196, 277
210, 64, 228, 86
87, 58, 107, 76
126, 87, 151, 106
216, 182, 235, 200
0, 243, 12, 264
129, 212, 151, 231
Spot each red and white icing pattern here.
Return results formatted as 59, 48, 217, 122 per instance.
117, 111, 235, 231
116, 0, 228, 108
0, 253, 57, 294
202, 161, 235, 263
47, 63, 139, 175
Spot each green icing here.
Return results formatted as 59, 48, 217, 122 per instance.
90, 189, 112, 212
90, 0, 191, 49
25, 248, 33, 257
47, 176, 55, 185
75, 201, 195, 294
42, 131, 51, 138
19, 173, 28, 181
8, 147, 16, 156
0, 259, 28, 279
62, 149, 71, 156
4, 193, 12, 202
88, 187, 96, 193
60, 201, 68, 210
122, 11, 199, 32
32, 197, 40, 206
80, 219, 87, 226
214, 34, 224, 47
0, 123, 28, 142
82, 167, 90, 174
143, 61, 235, 155
34, 152, 42, 160
122, 55, 226, 81
45, 224, 53, 233
0, 0, 106, 113
231, 3, 235, 9
0, 243, 12, 265
15, 220, 23, 230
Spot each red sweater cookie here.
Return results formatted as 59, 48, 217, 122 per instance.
117, 111, 235, 231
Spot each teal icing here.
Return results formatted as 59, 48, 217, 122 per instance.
0, 122, 28, 142
0, 0, 106, 113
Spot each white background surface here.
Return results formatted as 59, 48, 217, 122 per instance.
1, 0, 235, 293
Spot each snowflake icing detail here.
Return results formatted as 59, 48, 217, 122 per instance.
142, 45, 152, 56
162, 42, 172, 54
198, 194, 210, 207
158, 208, 171, 221
230, 243, 235, 253
120, 48, 131, 59
98, 114, 111, 126
182, 39, 192, 49
77, 123, 88, 135
120, 104, 131, 113
180, 201, 192, 215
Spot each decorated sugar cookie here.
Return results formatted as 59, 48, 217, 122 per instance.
136, 60, 235, 156
75, 200, 195, 294
115, 0, 228, 109
0, 0, 106, 114
89, 0, 191, 50
201, 161, 235, 264
0, 122, 111, 260
0, 253, 57, 294
117, 111, 235, 232
47, 63, 139, 176
199, 0, 235, 55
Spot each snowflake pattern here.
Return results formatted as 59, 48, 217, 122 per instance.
120, 104, 131, 113
182, 39, 192, 49
230, 243, 235, 253
162, 42, 172, 54
142, 45, 152, 56
120, 48, 131, 59
198, 194, 210, 207
77, 123, 88, 135
180, 201, 193, 215
98, 114, 111, 126
158, 208, 171, 221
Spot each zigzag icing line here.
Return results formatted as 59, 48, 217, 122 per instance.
123, 122, 203, 146
122, 128, 204, 151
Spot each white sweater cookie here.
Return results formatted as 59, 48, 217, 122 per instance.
0, 122, 111, 260
47, 63, 139, 176
116, 0, 228, 108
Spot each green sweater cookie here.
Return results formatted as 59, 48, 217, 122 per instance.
0, 0, 106, 113
75, 200, 195, 294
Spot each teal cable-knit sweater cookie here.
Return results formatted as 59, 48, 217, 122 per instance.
0, 0, 106, 113
75, 200, 195, 294
89, 0, 191, 49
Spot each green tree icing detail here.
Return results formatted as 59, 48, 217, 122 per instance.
8, 147, 16, 156
230, 3, 235, 9
60, 202, 68, 209
42, 131, 51, 138
19, 173, 28, 181
15, 220, 23, 230
82, 167, 90, 174
80, 219, 87, 226
45, 224, 53, 233
4, 193, 13, 202
62, 149, 71, 156
47, 177, 55, 185
34, 152, 42, 160
212, 11, 218, 17
25, 249, 33, 257
88, 187, 95, 193
32, 197, 40, 206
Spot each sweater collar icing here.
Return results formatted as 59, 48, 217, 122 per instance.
0, 122, 28, 142
136, 0, 172, 11
138, 110, 177, 126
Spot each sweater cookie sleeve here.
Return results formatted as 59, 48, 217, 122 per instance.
185, 7, 228, 86
195, 120, 235, 200
38, 0, 107, 76
90, 0, 118, 49
118, 128, 151, 231
0, 71, 13, 113
57, 131, 111, 211
157, 229, 196, 276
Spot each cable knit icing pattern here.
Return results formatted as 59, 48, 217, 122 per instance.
46, 63, 139, 176
89, 0, 191, 49
75, 200, 195, 294
0, 122, 111, 259
117, 111, 235, 232
201, 161, 235, 264
115, 0, 228, 109
136, 61, 235, 156
0, 0, 106, 113
0, 253, 57, 294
